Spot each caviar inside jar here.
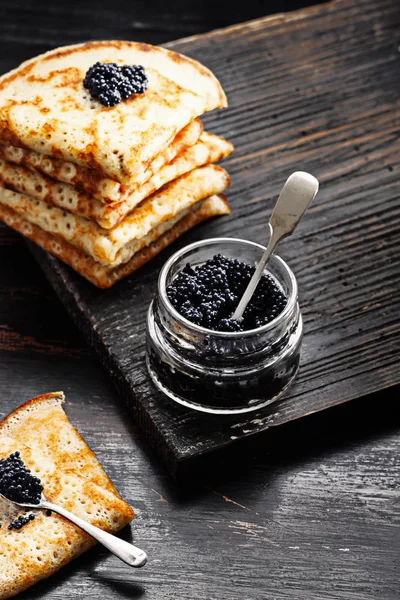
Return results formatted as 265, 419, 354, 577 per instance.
166, 254, 287, 331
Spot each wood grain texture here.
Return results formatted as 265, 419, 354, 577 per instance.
0, 1, 399, 598
0, 0, 315, 67
25, 0, 400, 477
0, 383, 399, 600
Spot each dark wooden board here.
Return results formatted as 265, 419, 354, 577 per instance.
27, 0, 400, 478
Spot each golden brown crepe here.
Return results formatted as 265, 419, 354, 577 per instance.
0, 195, 230, 288
0, 165, 230, 265
0, 132, 233, 229
0, 118, 204, 203
0, 41, 226, 184
0, 392, 134, 599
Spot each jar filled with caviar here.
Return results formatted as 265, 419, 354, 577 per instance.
146, 238, 303, 415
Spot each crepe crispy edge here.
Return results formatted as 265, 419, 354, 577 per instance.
0, 194, 230, 288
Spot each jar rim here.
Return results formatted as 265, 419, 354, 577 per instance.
158, 237, 298, 338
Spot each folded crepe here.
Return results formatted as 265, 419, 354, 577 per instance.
0, 118, 204, 203
0, 132, 233, 228
0, 392, 134, 599
0, 164, 230, 266
0, 195, 230, 288
0, 41, 227, 184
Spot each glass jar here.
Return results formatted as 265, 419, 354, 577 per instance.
146, 238, 302, 415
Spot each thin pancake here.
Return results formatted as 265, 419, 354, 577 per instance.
0, 392, 134, 599
0, 118, 203, 203
0, 164, 229, 266
0, 195, 230, 288
0, 41, 227, 184
0, 132, 233, 229
0, 391, 116, 495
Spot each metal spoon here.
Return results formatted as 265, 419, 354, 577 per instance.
232, 171, 319, 321
0, 492, 147, 568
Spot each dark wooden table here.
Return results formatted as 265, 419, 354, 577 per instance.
0, 1, 399, 598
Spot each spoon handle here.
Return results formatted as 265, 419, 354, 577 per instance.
232, 222, 277, 320
41, 499, 147, 568
232, 172, 319, 321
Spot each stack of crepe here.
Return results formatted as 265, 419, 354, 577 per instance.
0, 41, 233, 288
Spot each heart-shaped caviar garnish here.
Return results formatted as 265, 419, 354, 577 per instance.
83, 62, 148, 107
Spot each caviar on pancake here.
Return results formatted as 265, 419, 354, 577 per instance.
6, 513, 36, 531
83, 62, 148, 107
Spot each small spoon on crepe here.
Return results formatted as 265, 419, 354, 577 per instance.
232, 171, 319, 322
0, 491, 147, 568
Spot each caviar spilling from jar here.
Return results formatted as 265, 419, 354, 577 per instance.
0, 451, 43, 505
166, 254, 287, 332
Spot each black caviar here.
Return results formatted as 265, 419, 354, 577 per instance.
166, 254, 287, 332
7, 513, 35, 531
0, 451, 43, 505
84, 62, 148, 107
